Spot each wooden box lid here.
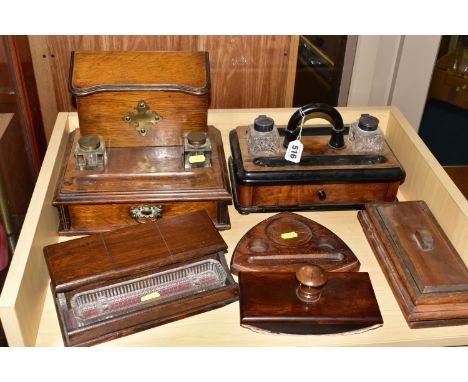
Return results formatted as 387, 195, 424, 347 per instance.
69, 51, 210, 96
239, 268, 383, 335
44, 210, 227, 293
358, 201, 468, 328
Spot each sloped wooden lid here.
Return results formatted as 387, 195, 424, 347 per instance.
69, 51, 210, 95
44, 211, 227, 293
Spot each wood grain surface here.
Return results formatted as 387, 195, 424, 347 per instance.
71, 51, 209, 147
231, 123, 404, 209
46, 36, 199, 111
236, 181, 398, 207
71, 51, 208, 90
57, 127, 229, 196
201, 35, 292, 108
358, 201, 468, 328
0, 114, 35, 216
66, 201, 220, 233
76, 91, 208, 147
230, 211, 360, 274
239, 271, 382, 334
43, 211, 238, 346
44, 35, 294, 112
53, 126, 232, 234
236, 126, 402, 172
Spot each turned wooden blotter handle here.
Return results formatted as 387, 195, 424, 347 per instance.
295, 265, 328, 303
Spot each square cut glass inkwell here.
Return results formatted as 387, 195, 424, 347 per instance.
184, 131, 211, 168
75, 134, 107, 170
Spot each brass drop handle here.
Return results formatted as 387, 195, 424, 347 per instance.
296, 265, 328, 303
129, 205, 163, 224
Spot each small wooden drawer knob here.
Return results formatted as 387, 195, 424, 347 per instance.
296, 265, 328, 303
318, 190, 327, 201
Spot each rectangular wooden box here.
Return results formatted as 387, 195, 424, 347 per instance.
53, 126, 232, 235
229, 124, 405, 213
70, 51, 210, 147
358, 200, 468, 328
1, 108, 468, 346
43, 211, 239, 346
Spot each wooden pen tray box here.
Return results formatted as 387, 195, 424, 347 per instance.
53, 126, 231, 235
43, 211, 239, 346
358, 201, 468, 328
69, 51, 210, 147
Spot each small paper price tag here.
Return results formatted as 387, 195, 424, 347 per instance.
140, 291, 161, 302
189, 154, 206, 164
281, 231, 298, 239
284, 140, 303, 163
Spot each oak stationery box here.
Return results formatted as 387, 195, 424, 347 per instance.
69, 51, 210, 147
54, 50, 232, 234
43, 211, 239, 347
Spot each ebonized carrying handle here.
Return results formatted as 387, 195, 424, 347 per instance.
283, 103, 345, 149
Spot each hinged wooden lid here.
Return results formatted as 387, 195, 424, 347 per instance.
358, 201, 468, 327
44, 211, 227, 293
363, 201, 468, 303
69, 51, 210, 96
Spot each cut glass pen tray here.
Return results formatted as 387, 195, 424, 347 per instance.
70, 259, 227, 328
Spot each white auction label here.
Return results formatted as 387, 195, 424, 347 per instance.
284, 140, 303, 163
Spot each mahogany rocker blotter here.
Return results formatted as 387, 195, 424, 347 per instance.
234, 212, 383, 335
239, 266, 383, 335
358, 200, 468, 328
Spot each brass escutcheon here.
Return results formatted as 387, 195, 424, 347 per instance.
129, 205, 163, 223
122, 100, 162, 137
